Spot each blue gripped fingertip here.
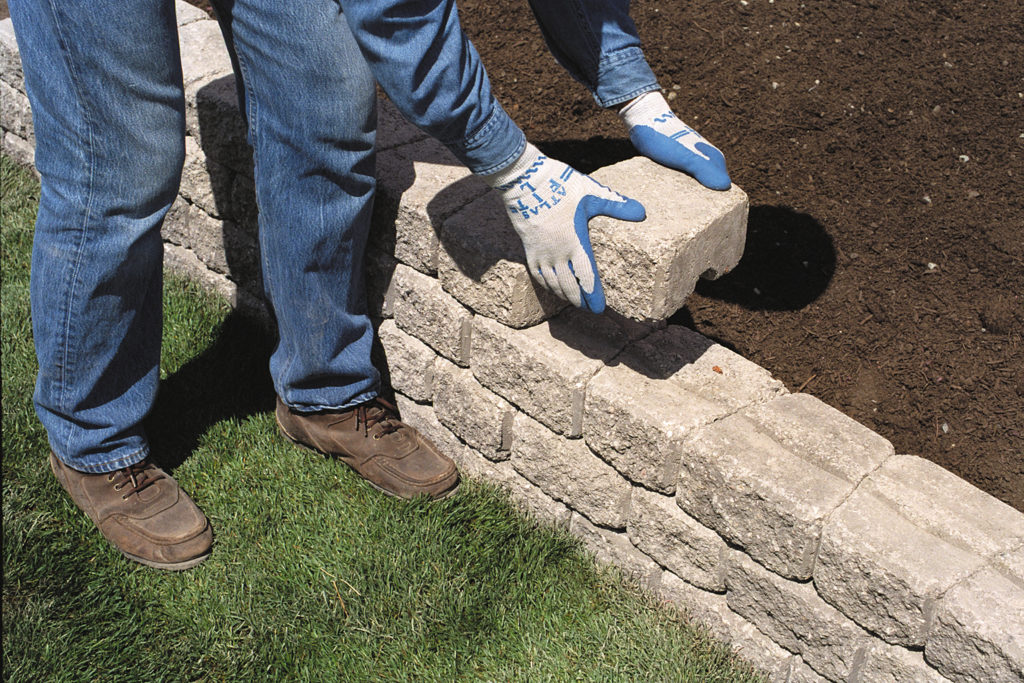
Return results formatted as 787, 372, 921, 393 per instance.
569, 201, 607, 314
630, 125, 732, 191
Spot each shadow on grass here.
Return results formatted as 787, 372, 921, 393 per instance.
145, 310, 276, 472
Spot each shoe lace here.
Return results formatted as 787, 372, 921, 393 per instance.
110, 461, 164, 500
353, 398, 403, 438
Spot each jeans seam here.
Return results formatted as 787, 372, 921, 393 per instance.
46, 0, 97, 454
283, 389, 380, 414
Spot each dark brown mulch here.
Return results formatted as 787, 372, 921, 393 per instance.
458, 0, 1022, 510
166, 0, 1024, 512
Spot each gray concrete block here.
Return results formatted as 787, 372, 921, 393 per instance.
925, 544, 1024, 683
180, 135, 233, 219
391, 264, 473, 366
727, 550, 872, 682
584, 363, 732, 493
372, 138, 489, 275
174, 0, 209, 26
569, 512, 661, 590
377, 320, 436, 403
854, 642, 948, 683
164, 242, 267, 320
438, 190, 566, 328
376, 95, 428, 152
364, 249, 398, 319
229, 173, 258, 237
627, 487, 728, 591
511, 412, 632, 529
815, 485, 986, 648
659, 571, 797, 681
2, 131, 34, 170
489, 459, 573, 530
178, 19, 233, 88
186, 75, 253, 176
162, 202, 259, 285
433, 358, 515, 460
1, 79, 32, 141
0, 19, 24, 94
739, 393, 893, 484
394, 393, 465, 459
589, 157, 748, 321
618, 324, 786, 409
676, 411, 857, 581
472, 309, 645, 437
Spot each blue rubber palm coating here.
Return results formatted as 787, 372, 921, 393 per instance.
571, 194, 647, 313
630, 125, 732, 191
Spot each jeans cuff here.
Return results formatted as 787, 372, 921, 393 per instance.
55, 444, 150, 474
592, 47, 660, 108
283, 388, 380, 414
445, 103, 527, 176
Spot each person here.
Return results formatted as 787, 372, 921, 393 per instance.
8, 0, 729, 571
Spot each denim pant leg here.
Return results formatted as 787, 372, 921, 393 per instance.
211, 0, 379, 410
10, 0, 185, 472
525, 0, 660, 108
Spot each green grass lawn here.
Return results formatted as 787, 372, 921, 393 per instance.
1, 156, 763, 682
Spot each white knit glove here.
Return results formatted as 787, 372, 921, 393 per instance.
483, 143, 646, 312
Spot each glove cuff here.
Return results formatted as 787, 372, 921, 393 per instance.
480, 142, 544, 191
618, 91, 672, 128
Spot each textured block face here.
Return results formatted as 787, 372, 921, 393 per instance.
510, 413, 631, 529
569, 513, 661, 590
471, 310, 643, 436
0, 19, 25, 93
627, 488, 727, 591
364, 249, 398, 319
1, 80, 32, 141
438, 191, 566, 328
178, 20, 234, 87
377, 320, 436, 403
187, 75, 253, 176
181, 136, 233, 219
726, 551, 870, 682
162, 203, 259, 285
585, 363, 731, 493
3, 131, 35, 169
391, 264, 473, 366
619, 325, 785, 409
175, 0, 209, 26
925, 545, 1024, 683
676, 412, 855, 580
589, 157, 748, 321
814, 486, 986, 647
393, 393, 471, 466
372, 138, 489, 274
432, 359, 515, 459
857, 642, 948, 683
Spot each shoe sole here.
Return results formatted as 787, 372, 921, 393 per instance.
275, 414, 460, 501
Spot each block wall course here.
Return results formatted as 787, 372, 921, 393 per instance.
1, 79, 32, 142
569, 512, 661, 591
432, 358, 515, 459
2, 131, 35, 170
510, 412, 631, 529
186, 75, 253, 176
854, 642, 950, 683
628, 487, 728, 592
377, 320, 436, 403
364, 249, 398, 319
0, 19, 24, 94
181, 135, 234, 219
391, 264, 473, 366
178, 20, 234, 88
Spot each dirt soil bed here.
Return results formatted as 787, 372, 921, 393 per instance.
458, 0, 1023, 510
138, 0, 1024, 511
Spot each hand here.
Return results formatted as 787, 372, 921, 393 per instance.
487, 144, 646, 312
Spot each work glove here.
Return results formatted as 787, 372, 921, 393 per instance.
619, 91, 732, 191
483, 143, 646, 313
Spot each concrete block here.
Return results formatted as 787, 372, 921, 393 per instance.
569, 513, 661, 590
855, 642, 948, 683
925, 544, 1024, 683
588, 157, 748, 321
438, 190, 566, 328
376, 95, 428, 152
739, 393, 893, 484
177, 19, 233, 88
584, 363, 731, 493
377, 320, 436, 403
180, 135, 233, 219
391, 264, 473, 366
676, 411, 859, 581
229, 173, 258, 237
618, 325, 785, 409
393, 393, 468, 463
627, 487, 728, 592
659, 571, 797, 681
186, 75, 253, 176
433, 359, 515, 460
788, 660, 829, 683
372, 138, 489, 274
490, 459, 573, 530
162, 202, 259, 285
472, 309, 646, 436
0, 19, 24, 94
858, 454, 1024, 559
364, 249, 398, 319
164, 242, 266, 318
1, 79, 32, 141
727, 550, 871, 682
2, 131, 34, 170
511, 412, 631, 529
815, 486, 986, 647
174, 0, 209, 26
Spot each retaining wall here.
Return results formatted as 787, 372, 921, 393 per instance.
2, 7, 1022, 682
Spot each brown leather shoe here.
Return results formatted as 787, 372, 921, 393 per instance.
275, 396, 459, 500
50, 453, 212, 570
